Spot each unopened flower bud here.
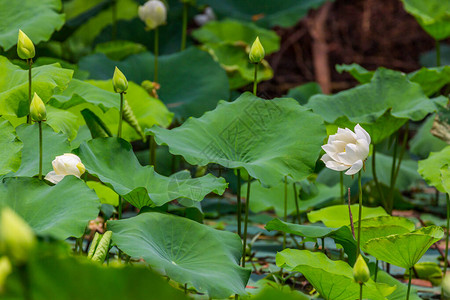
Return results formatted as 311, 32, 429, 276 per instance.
17, 30, 35, 60
0, 207, 36, 264
249, 37, 265, 64
112, 67, 128, 93
353, 255, 370, 284
30, 93, 46, 122
138, 0, 167, 30
44, 153, 86, 184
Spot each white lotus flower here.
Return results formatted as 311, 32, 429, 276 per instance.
320, 124, 371, 175
44, 153, 86, 184
138, 0, 167, 30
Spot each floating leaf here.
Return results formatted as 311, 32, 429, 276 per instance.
0, 176, 99, 240
308, 68, 443, 143
307, 204, 388, 228
75, 137, 227, 209
0, 117, 22, 176
0, 0, 65, 50
418, 146, 450, 192
0, 56, 73, 117
108, 212, 250, 298
364, 226, 444, 269
148, 92, 326, 187
276, 249, 395, 300
79, 48, 229, 119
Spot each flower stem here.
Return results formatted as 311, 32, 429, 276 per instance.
27, 59, 33, 124
242, 175, 252, 267
357, 171, 362, 256
283, 175, 287, 249
181, 2, 188, 51
359, 283, 363, 300
237, 169, 242, 238
444, 193, 450, 274
436, 39, 441, 67
118, 92, 124, 138
154, 27, 159, 82
293, 182, 301, 224
348, 187, 355, 238
38, 121, 43, 180
253, 63, 258, 95
406, 267, 412, 300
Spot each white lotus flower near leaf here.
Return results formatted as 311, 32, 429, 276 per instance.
44, 153, 86, 184
321, 124, 371, 175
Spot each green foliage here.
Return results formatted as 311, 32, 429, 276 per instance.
108, 212, 250, 298
148, 92, 326, 186
0, 117, 22, 176
0, 176, 99, 239
410, 115, 448, 158
286, 82, 322, 105
418, 146, 450, 192
94, 40, 147, 61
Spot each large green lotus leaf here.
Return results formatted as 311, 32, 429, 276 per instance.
192, 19, 280, 54
418, 146, 450, 192
376, 271, 421, 300
335, 63, 373, 84
148, 92, 326, 186
93, 40, 147, 61
242, 180, 339, 216
286, 82, 322, 105
0, 176, 100, 239
79, 47, 230, 119
7, 123, 72, 177
401, 0, 450, 40
0, 117, 22, 176
86, 181, 119, 206
307, 68, 443, 144
4, 245, 187, 300
197, 0, 332, 28
75, 137, 227, 209
108, 212, 250, 298
307, 204, 388, 228
46, 106, 80, 141
276, 249, 395, 300
442, 165, 450, 194
251, 286, 310, 300
0, 0, 65, 50
364, 226, 444, 269
410, 115, 448, 159
353, 216, 416, 251
266, 218, 357, 265
0, 56, 73, 117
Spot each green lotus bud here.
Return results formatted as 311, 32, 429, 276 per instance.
17, 30, 35, 60
353, 255, 370, 284
0, 207, 36, 264
249, 36, 265, 64
138, 0, 167, 30
0, 256, 12, 292
30, 92, 46, 122
113, 67, 128, 93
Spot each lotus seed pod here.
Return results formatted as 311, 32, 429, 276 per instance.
17, 30, 35, 60
353, 255, 370, 284
0, 207, 36, 264
30, 92, 46, 122
249, 36, 265, 64
113, 67, 128, 93
138, 0, 167, 30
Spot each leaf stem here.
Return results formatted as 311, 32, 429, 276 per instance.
38, 121, 42, 180
253, 63, 258, 95
359, 283, 363, 300
118, 93, 124, 138
242, 175, 252, 267
406, 267, 412, 300
293, 182, 301, 224
436, 39, 441, 67
27, 59, 32, 124
444, 193, 450, 275
181, 2, 188, 51
348, 187, 355, 238
283, 176, 288, 249
374, 259, 379, 282
357, 171, 362, 256
237, 169, 242, 238
154, 27, 159, 82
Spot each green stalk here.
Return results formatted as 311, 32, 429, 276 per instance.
444, 193, 450, 275
389, 123, 409, 213
357, 171, 362, 256
242, 175, 252, 267
387, 133, 398, 214
38, 121, 43, 180
436, 39, 441, 67
406, 267, 412, 300
118, 93, 124, 138
372, 145, 386, 208
154, 27, 159, 82
180, 2, 188, 51
18, 265, 31, 300
374, 259, 379, 282
359, 283, 363, 300
237, 169, 242, 238
283, 176, 287, 249
293, 182, 301, 224
27, 59, 32, 124
253, 63, 258, 95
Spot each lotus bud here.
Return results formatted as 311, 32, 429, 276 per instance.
17, 30, 35, 60
138, 0, 167, 30
353, 255, 370, 284
44, 153, 86, 184
249, 37, 265, 64
0, 207, 36, 264
113, 67, 128, 93
30, 92, 46, 122
0, 256, 12, 292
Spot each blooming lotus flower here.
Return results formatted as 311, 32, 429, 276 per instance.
138, 0, 167, 30
44, 153, 86, 184
321, 124, 371, 175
